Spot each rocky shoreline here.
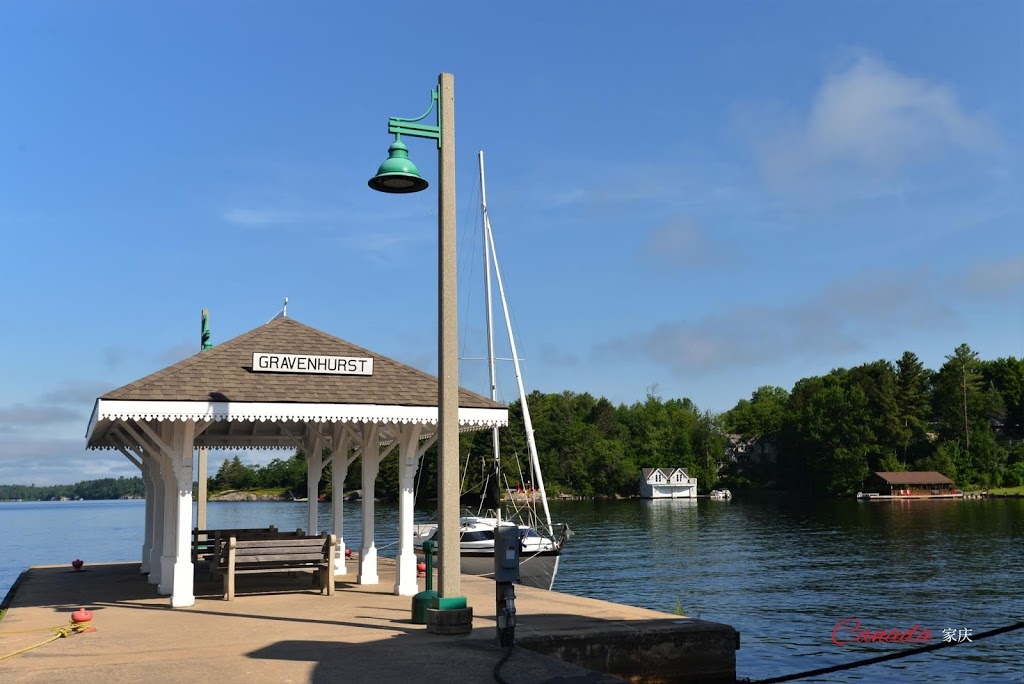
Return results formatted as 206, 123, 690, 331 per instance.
208, 491, 290, 502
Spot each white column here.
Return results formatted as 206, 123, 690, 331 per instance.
148, 450, 166, 586
306, 433, 322, 535
358, 424, 380, 585
169, 420, 197, 608
394, 424, 423, 596
331, 425, 350, 575
157, 449, 177, 594
140, 458, 155, 574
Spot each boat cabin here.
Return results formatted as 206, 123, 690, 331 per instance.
640, 468, 697, 499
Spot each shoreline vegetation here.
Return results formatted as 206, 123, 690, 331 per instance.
2, 344, 1021, 502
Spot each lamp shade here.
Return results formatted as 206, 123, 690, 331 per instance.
368, 138, 428, 193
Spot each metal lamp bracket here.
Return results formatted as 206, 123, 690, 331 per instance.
387, 87, 442, 148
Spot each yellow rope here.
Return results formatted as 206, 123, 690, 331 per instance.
0, 623, 73, 634
0, 622, 92, 661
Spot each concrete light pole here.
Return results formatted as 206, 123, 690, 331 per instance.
369, 73, 468, 626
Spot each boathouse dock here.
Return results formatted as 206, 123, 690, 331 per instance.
1, 560, 737, 682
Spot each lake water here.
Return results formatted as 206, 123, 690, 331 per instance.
1, 496, 1021, 682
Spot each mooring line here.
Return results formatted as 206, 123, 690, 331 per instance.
746, 621, 1024, 683
0, 622, 93, 661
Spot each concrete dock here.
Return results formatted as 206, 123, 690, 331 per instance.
0, 561, 737, 683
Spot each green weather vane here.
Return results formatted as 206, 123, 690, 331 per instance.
200, 309, 212, 351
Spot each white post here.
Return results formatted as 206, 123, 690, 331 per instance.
331, 425, 349, 575
169, 421, 197, 608
394, 424, 423, 596
157, 449, 177, 595
306, 433, 322, 535
196, 446, 207, 531
140, 458, 155, 574
148, 449, 167, 586
358, 424, 380, 585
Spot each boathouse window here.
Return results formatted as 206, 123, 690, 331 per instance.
655, 473, 663, 483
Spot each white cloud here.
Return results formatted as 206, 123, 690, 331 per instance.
0, 404, 80, 431
598, 268, 957, 374
965, 254, 1024, 293
641, 217, 729, 272
0, 435, 132, 486
539, 343, 581, 367
39, 381, 116, 406
748, 54, 995, 194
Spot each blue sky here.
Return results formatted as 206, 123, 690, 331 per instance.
1, 2, 1021, 485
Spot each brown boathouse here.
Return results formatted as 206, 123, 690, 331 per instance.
862, 471, 956, 497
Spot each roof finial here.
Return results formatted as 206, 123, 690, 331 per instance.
270, 297, 289, 322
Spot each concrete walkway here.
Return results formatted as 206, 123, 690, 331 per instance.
0, 561, 736, 683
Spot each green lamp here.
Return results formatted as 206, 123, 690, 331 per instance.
368, 135, 428, 194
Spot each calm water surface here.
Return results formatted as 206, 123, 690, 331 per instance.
1, 496, 1021, 682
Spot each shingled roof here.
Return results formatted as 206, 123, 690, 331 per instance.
86, 317, 507, 449
101, 316, 500, 408
872, 471, 953, 486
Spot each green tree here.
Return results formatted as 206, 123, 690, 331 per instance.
895, 351, 932, 464
932, 344, 1005, 485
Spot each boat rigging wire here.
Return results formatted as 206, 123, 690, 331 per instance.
744, 620, 1024, 683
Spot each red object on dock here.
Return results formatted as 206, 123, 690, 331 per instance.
71, 559, 84, 571
71, 607, 93, 623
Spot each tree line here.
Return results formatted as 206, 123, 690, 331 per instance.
722, 345, 1024, 495
7, 344, 1020, 501
0, 476, 146, 501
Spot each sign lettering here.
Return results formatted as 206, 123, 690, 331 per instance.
252, 353, 373, 376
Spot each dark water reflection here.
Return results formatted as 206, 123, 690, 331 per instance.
2, 497, 1021, 682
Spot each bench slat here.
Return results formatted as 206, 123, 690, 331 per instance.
224, 534, 336, 601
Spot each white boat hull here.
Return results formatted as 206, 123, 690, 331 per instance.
421, 547, 561, 591
414, 517, 562, 590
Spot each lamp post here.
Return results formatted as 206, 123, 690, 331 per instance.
369, 73, 465, 613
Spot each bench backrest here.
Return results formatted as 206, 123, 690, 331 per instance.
227, 534, 335, 568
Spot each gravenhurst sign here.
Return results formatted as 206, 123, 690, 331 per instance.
252, 353, 373, 376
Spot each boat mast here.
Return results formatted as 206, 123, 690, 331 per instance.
479, 151, 501, 519
478, 153, 553, 534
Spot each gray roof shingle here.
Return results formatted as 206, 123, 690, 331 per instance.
102, 317, 503, 410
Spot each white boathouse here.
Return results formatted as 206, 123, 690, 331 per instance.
639, 467, 697, 499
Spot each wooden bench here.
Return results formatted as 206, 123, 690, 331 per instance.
223, 534, 337, 601
200, 528, 310, 579
192, 527, 279, 565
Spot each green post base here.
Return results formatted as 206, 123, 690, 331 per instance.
431, 595, 467, 611
412, 590, 438, 624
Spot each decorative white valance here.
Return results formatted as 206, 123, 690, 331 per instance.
86, 399, 507, 450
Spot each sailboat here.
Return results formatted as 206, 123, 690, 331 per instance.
413, 151, 571, 590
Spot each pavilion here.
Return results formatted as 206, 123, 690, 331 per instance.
85, 316, 507, 607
